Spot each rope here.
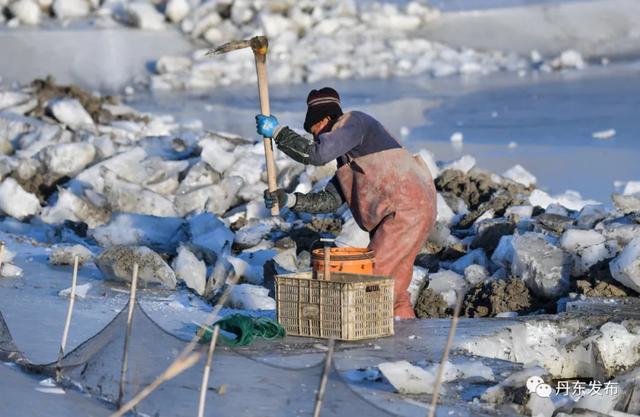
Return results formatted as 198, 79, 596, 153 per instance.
198, 314, 286, 346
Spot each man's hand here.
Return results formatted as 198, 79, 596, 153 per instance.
263, 189, 288, 210
255, 114, 279, 138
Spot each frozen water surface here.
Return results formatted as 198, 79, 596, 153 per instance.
131, 62, 640, 203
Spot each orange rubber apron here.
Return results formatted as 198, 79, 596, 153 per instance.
335, 148, 437, 319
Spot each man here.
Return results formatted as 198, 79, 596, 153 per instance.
256, 87, 436, 319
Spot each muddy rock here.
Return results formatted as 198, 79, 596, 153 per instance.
464, 278, 532, 318
414, 253, 439, 272
458, 189, 519, 229
414, 287, 449, 318
471, 218, 516, 255
49, 244, 93, 265
535, 213, 575, 234
435, 169, 498, 209
95, 245, 177, 288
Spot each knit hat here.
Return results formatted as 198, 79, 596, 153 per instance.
303, 87, 343, 133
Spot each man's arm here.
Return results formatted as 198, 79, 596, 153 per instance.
290, 178, 345, 214
274, 114, 363, 166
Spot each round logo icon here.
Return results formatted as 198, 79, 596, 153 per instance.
526, 376, 545, 393
535, 383, 553, 398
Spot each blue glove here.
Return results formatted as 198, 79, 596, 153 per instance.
255, 114, 279, 138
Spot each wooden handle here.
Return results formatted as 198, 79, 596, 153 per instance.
254, 53, 279, 216
323, 246, 331, 281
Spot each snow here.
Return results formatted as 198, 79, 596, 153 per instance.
511, 233, 570, 298
592, 129, 616, 140
49, 244, 93, 265
549, 49, 586, 70
502, 164, 536, 187
464, 264, 489, 285
0, 177, 40, 220
228, 284, 275, 311
609, 238, 640, 293
47, 99, 94, 131
172, 245, 206, 295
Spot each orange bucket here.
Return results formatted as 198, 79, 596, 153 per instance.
311, 247, 375, 275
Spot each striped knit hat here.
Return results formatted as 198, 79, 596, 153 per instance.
303, 87, 343, 133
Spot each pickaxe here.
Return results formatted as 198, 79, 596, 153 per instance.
207, 36, 280, 216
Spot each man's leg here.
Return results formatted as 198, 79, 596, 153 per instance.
368, 209, 430, 319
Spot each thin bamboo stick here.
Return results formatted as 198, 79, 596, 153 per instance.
56, 255, 79, 381
109, 273, 241, 417
313, 338, 336, 417
197, 325, 220, 417
0, 241, 5, 274
427, 290, 465, 417
118, 263, 139, 407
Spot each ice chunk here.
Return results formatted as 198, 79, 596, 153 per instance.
559, 229, 614, 276
102, 169, 178, 217
549, 50, 585, 70
592, 129, 616, 140
92, 213, 186, 252
528, 189, 555, 209
609, 237, 640, 293
40, 188, 110, 228
440, 155, 476, 174
576, 204, 608, 229
52, 0, 90, 19
49, 244, 93, 265
172, 245, 206, 295
47, 99, 94, 131
95, 245, 177, 288
37, 143, 96, 178
234, 222, 273, 249
436, 193, 455, 225
428, 270, 466, 307
0, 177, 40, 220
124, 2, 166, 30
612, 193, 640, 214
165, 0, 189, 23
450, 132, 463, 143
9, 0, 41, 25
1, 263, 23, 278
601, 223, 640, 247
590, 322, 640, 379
58, 283, 93, 299
502, 164, 536, 187
156, 56, 191, 74
464, 264, 489, 285
554, 190, 599, 211
378, 361, 435, 394
335, 210, 370, 248
512, 233, 571, 298
408, 266, 428, 305
623, 181, 640, 195
450, 248, 490, 275
189, 212, 234, 261
229, 284, 275, 310
415, 149, 439, 178
505, 205, 533, 220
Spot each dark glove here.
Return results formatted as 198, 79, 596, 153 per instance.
255, 114, 279, 138
264, 189, 288, 210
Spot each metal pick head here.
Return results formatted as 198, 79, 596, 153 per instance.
206, 35, 269, 57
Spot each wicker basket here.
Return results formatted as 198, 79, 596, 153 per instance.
275, 271, 394, 341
